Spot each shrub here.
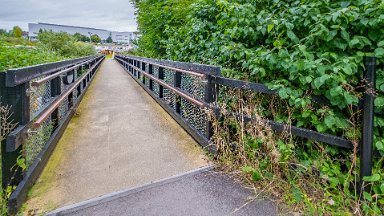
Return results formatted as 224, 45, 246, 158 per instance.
134, 0, 384, 214
37, 31, 96, 57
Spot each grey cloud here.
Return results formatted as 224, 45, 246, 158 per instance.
0, 0, 137, 32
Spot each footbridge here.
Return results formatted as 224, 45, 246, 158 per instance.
1, 54, 377, 215
0, 56, 277, 215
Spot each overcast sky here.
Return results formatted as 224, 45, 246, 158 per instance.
0, 0, 137, 32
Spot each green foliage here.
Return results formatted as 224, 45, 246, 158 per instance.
73, 32, 90, 42
106, 33, 113, 43
0, 38, 64, 72
12, 26, 22, 38
133, 0, 195, 58
134, 0, 384, 214
0, 29, 9, 37
37, 31, 96, 58
90, 34, 101, 43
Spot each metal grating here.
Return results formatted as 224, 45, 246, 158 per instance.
152, 66, 160, 96
181, 98, 206, 135
181, 73, 205, 101
163, 69, 174, 85
29, 75, 52, 119
163, 87, 176, 110
24, 117, 53, 167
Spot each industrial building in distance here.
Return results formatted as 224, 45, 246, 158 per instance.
28, 22, 137, 44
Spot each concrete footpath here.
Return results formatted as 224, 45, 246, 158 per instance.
47, 167, 277, 216
25, 59, 209, 214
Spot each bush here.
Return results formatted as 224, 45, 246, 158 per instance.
134, 0, 384, 214
37, 31, 96, 57
0, 39, 64, 71
12, 26, 22, 38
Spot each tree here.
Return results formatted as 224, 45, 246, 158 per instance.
12, 26, 22, 38
37, 31, 95, 57
90, 34, 101, 43
106, 33, 113, 43
133, 0, 194, 57
74, 32, 90, 42
0, 29, 8, 36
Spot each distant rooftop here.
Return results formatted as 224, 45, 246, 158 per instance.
36, 22, 132, 33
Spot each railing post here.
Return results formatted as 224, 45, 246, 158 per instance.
129, 59, 133, 73
0, 74, 30, 189
142, 62, 146, 84
159, 67, 164, 98
50, 76, 62, 129
137, 61, 140, 78
204, 75, 216, 140
134, 60, 137, 77
174, 72, 182, 114
149, 64, 154, 91
360, 56, 376, 191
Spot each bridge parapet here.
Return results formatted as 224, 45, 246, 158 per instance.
115, 55, 220, 150
115, 55, 378, 196
0, 55, 105, 214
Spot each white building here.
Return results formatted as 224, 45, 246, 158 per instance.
28, 22, 138, 44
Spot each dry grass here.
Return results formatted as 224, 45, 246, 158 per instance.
207, 89, 372, 215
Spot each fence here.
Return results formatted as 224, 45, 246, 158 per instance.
115, 55, 379, 192
115, 55, 220, 151
0, 55, 105, 214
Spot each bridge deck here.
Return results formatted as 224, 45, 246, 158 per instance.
25, 58, 209, 213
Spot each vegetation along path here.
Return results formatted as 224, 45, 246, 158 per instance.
24, 58, 209, 214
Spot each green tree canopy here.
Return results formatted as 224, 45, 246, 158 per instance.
90, 34, 101, 43
133, 0, 194, 58
0, 29, 8, 36
37, 31, 95, 57
12, 26, 22, 38
106, 33, 113, 43
73, 32, 90, 42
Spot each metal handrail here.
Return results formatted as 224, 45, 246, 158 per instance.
31, 57, 97, 87
32, 58, 103, 128
120, 56, 206, 78
130, 64, 207, 108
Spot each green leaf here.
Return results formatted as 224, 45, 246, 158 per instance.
349, 38, 359, 47
326, 30, 338, 42
287, 30, 299, 43
376, 140, 384, 151
376, 97, 384, 107
252, 171, 262, 181
267, 24, 274, 33
278, 88, 291, 99
16, 157, 26, 171
324, 115, 335, 128
344, 92, 358, 105
273, 39, 284, 48
341, 29, 350, 42
363, 192, 373, 202
374, 47, 384, 57
378, 40, 384, 47
343, 64, 353, 75
363, 174, 381, 182
313, 75, 330, 89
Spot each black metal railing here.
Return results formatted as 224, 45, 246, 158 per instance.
0, 55, 105, 213
115, 55, 220, 149
115, 55, 379, 193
